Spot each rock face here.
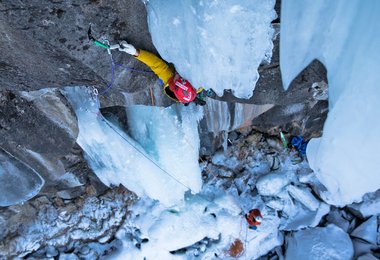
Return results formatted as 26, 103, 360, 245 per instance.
0, 89, 77, 184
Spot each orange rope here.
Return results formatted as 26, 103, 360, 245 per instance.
149, 87, 155, 106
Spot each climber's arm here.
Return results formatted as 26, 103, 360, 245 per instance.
135, 50, 174, 85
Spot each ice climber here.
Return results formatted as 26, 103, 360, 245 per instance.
245, 208, 263, 230
110, 41, 206, 105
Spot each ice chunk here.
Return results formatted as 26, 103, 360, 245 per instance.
281, 0, 380, 206
286, 184, 320, 211
0, 149, 44, 206
351, 216, 378, 244
271, 191, 330, 231
256, 172, 290, 196
285, 224, 354, 260
280, 202, 330, 231
145, 0, 277, 98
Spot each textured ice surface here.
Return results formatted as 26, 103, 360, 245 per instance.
281, 0, 380, 206
0, 149, 44, 206
145, 0, 276, 98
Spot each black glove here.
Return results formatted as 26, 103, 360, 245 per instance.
193, 97, 206, 106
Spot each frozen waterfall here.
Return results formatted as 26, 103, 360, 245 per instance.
62, 86, 202, 206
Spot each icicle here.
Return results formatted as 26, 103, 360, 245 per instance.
222, 131, 229, 154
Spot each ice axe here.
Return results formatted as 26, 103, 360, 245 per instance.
88, 24, 110, 49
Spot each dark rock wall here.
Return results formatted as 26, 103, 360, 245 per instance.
0, 0, 166, 106
0, 90, 75, 176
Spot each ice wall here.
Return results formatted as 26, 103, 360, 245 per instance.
144, 0, 276, 98
63, 87, 202, 206
281, 0, 380, 205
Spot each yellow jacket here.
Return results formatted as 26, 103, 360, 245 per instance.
135, 50, 174, 86
134, 50, 203, 102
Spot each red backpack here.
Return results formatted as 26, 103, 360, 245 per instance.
168, 75, 197, 103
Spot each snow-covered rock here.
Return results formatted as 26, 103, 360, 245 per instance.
351, 216, 378, 244
285, 224, 354, 260
256, 172, 290, 196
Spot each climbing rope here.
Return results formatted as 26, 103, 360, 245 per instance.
88, 24, 154, 95
97, 50, 154, 95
